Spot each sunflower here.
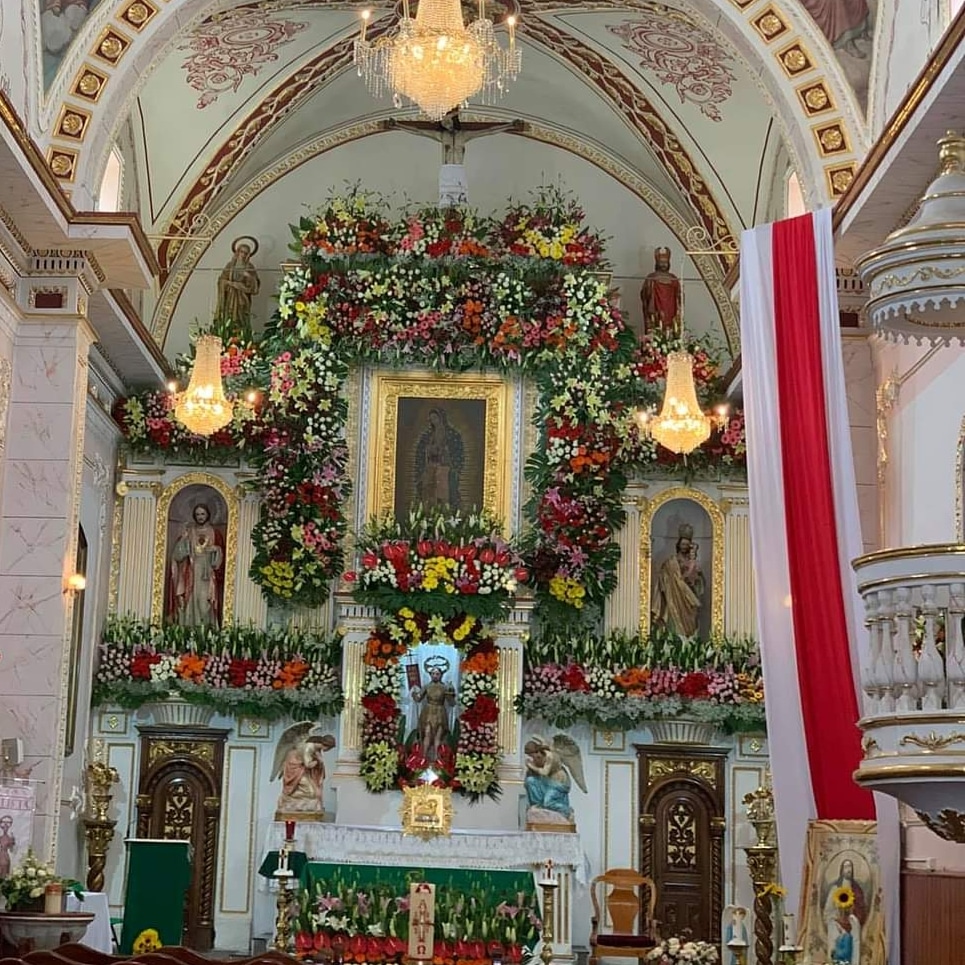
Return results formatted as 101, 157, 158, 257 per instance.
831, 885, 855, 911
133, 928, 162, 955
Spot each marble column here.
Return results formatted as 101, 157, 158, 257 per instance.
0, 314, 94, 856
603, 495, 644, 633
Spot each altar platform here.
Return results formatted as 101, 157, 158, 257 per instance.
259, 822, 587, 959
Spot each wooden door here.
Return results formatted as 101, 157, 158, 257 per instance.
135, 726, 228, 950
637, 746, 726, 944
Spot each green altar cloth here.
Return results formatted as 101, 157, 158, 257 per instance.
303, 862, 535, 898
119, 838, 192, 954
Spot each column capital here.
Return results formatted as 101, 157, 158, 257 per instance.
14, 251, 103, 322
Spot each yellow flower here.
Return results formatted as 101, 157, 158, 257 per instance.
832, 885, 855, 911
133, 929, 162, 955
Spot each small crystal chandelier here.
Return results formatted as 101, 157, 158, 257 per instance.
354, 0, 521, 122
171, 335, 234, 437
637, 347, 728, 456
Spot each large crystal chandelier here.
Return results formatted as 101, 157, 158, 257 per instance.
637, 350, 728, 455
355, 0, 521, 121
172, 335, 234, 437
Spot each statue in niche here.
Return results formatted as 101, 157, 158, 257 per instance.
167, 497, 226, 629
524, 734, 586, 831
640, 247, 682, 333
216, 236, 261, 337
410, 655, 457, 764
652, 522, 705, 638
272, 722, 336, 821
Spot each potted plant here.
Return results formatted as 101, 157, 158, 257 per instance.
646, 937, 719, 963
0, 849, 83, 912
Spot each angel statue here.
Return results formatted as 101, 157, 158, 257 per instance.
524, 735, 587, 831
271, 722, 336, 822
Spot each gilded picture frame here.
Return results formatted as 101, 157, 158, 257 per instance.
366, 370, 513, 525
151, 472, 239, 626
798, 819, 886, 965
400, 784, 453, 840
640, 486, 725, 637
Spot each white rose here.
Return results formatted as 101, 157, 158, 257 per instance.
30, 887, 43, 898
25, 868, 35, 878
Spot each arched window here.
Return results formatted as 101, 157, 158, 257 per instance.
97, 148, 123, 212
786, 171, 806, 218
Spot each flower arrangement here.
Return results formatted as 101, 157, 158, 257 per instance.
646, 937, 719, 963
295, 872, 541, 964
348, 508, 528, 623
495, 185, 607, 267
132, 929, 163, 954
92, 616, 344, 721
0, 849, 83, 911
115, 187, 745, 624
516, 629, 765, 733
359, 610, 500, 800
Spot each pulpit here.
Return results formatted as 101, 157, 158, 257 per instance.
119, 838, 192, 954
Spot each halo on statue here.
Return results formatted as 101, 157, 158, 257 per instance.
423, 654, 451, 675
231, 235, 259, 256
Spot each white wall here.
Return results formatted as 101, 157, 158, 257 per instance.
0, 2, 32, 122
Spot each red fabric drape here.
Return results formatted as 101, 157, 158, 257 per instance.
771, 213, 874, 820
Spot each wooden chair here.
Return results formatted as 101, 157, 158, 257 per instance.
589, 868, 659, 965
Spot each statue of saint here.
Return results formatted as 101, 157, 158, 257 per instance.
524, 734, 587, 830
410, 657, 456, 764
0, 815, 15, 878
216, 237, 261, 336
652, 523, 705, 638
414, 408, 464, 511
168, 503, 224, 628
640, 247, 682, 333
271, 722, 336, 821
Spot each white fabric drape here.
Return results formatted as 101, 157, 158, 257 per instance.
740, 218, 815, 912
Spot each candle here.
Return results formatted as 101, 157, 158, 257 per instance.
478, 0, 485, 20
506, 16, 517, 52
44, 883, 63, 915
782, 913, 797, 948
402, 0, 410, 19
285, 820, 296, 843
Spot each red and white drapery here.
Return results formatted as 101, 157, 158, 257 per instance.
740, 209, 899, 959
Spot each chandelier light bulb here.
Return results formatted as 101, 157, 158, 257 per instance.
649, 350, 712, 455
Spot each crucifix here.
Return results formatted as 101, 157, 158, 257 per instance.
381, 109, 525, 205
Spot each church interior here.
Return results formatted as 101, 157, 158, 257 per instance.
0, 1, 964, 964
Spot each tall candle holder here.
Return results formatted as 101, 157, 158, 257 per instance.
272, 845, 295, 953
537, 862, 559, 965
82, 754, 120, 893
776, 945, 804, 964
743, 773, 777, 965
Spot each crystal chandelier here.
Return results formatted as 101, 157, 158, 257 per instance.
637, 351, 728, 455
172, 335, 234, 437
355, 0, 521, 122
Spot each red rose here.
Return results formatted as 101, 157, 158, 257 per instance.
677, 672, 711, 699
562, 664, 590, 693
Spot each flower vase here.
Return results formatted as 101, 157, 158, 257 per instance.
9, 898, 44, 914
146, 692, 215, 727
648, 718, 717, 744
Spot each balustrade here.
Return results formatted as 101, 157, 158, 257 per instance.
852, 546, 965, 842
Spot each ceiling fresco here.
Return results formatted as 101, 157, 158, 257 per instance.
32, 0, 867, 358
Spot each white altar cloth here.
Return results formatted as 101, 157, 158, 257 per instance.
66, 891, 113, 953
263, 822, 589, 883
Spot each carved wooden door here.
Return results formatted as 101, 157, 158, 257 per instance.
135, 726, 228, 950
637, 747, 727, 944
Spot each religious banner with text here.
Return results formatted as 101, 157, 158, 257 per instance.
0, 784, 35, 879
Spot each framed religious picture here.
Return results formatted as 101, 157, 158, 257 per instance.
367, 371, 513, 525
640, 487, 725, 638
151, 473, 239, 628
400, 784, 452, 840
798, 819, 886, 965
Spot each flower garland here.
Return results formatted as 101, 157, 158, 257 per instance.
516, 629, 765, 733
113, 187, 747, 621
92, 616, 344, 721
359, 610, 500, 800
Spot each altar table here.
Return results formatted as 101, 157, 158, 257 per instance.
261, 823, 586, 960
65, 892, 112, 954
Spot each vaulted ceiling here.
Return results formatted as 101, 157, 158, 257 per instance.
30, 0, 872, 371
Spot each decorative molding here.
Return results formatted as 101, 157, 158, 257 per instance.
899, 732, 965, 752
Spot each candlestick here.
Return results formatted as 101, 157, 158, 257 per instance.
538, 872, 557, 965
360, 9, 370, 42
478, 0, 485, 20
507, 16, 517, 52
271, 874, 293, 952
782, 914, 796, 949
725, 939, 747, 965
401, 0, 410, 19
285, 820, 296, 844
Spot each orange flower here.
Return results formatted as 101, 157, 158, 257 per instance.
273, 659, 310, 689
364, 633, 404, 669
615, 667, 651, 695
461, 651, 499, 674
176, 654, 206, 682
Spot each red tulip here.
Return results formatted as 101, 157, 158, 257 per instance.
479, 548, 495, 564
455, 940, 471, 958
295, 933, 314, 953
469, 940, 487, 960
314, 932, 332, 951
487, 942, 505, 959
417, 540, 434, 557
366, 936, 386, 961
506, 945, 523, 963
